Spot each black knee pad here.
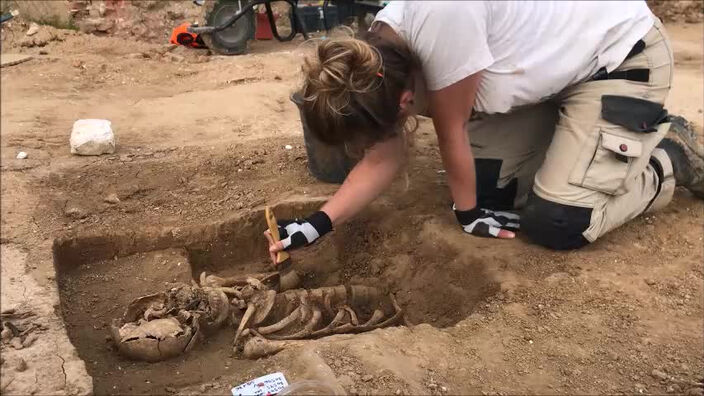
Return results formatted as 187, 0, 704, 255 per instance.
521, 194, 592, 250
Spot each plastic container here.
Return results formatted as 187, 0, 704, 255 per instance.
290, 92, 356, 184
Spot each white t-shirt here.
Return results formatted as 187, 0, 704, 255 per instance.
374, 1, 655, 114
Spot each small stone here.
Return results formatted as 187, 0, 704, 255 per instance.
667, 385, 676, 393
165, 386, 177, 393
428, 383, 437, 390
14, 357, 27, 372
39, 50, 48, 55
22, 333, 39, 348
16, 151, 27, 159
26, 22, 39, 36
72, 59, 84, 68
441, 386, 448, 393
10, 337, 23, 349
1, 327, 12, 341
65, 206, 88, 220
104, 193, 120, 204
645, 278, 656, 286
361, 375, 373, 382
284, 145, 293, 150
395, 390, 402, 395
651, 369, 668, 381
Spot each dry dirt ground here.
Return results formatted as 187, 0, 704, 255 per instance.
1, 15, 703, 396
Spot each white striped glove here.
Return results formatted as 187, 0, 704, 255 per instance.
276, 211, 333, 251
453, 204, 520, 238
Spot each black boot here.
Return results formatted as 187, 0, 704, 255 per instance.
657, 116, 704, 198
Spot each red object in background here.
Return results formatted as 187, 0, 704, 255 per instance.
255, 11, 275, 40
170, 22, 207, 48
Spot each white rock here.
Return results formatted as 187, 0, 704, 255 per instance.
25, 22, 39, 36
104, 193, 120, 204
70, 119, 115, 156
16, 151, 27, 159
284, 145, 293, 150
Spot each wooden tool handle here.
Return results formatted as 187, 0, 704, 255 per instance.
265, 206, 290, 265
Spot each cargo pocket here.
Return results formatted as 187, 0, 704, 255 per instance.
569, 129, 643, 195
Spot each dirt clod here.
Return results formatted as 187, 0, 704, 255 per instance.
104, 193, 120, 204
14, 357, 27, 372
9, 338, 23, 350
21, 333, 39, 348
652, 369, 669, 381
64, 206, 89, 220
1, 327, 12, 342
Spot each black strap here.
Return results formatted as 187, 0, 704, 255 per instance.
626, 39, 646, 60
590, 39, 650, 83
592, 68, 650, 83
644, 155, 665, 213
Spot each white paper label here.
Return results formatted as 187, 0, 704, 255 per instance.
231, 372, 289, 396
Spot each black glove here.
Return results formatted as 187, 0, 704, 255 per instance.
277, 211, 333, 250
453, 204, 520, 238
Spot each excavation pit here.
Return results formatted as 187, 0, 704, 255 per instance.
54, 201, 499, 394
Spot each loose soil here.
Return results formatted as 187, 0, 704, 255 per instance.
1, 9, 703, 396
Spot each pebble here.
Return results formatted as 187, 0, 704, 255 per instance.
65, 206, 88, 220
1, 327, 12, 341
441, 386, 448, 392
651, 369, 668, 381
10, 337, 23, 349
104, 193, 120, 204
25, 22, 39, 36
14, 357, 27, 372
644, 278, 656, 286
22, 333, 39, 348
361, 375, 373, 382
16, 151, 27, 159
284, 145, 293, 150
667, 385, 676, 393
428, 383, 438, 390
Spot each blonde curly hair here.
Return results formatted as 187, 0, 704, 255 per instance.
299, 30, 420, 151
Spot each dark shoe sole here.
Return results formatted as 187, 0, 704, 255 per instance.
664, 116, 704, 198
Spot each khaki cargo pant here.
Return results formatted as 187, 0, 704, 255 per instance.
469, 18, 675, 249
